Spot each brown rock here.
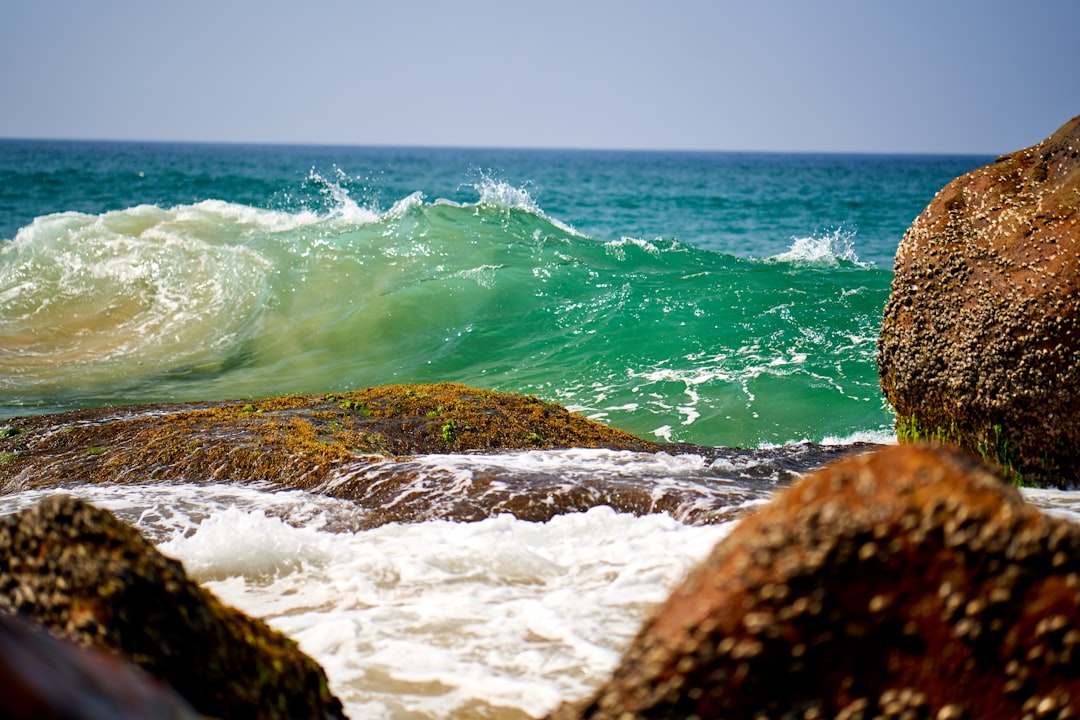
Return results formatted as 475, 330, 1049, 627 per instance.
0, 613, 200, 720
0, 495, 347, 720
878, 115, 1080, 486
549, 444, 1080, 719
0, 382, 657, 494
0, 384, 874, 530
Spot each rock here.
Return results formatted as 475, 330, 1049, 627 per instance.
0, 383, 737, 528
549, 444, 1080, 719
878, 115, 1080, 486
0, 495, 347, 720
0, 383, 879, 528
0, 613, 200, 720
0, 382, 658, 494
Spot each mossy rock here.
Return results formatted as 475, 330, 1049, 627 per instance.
0, 495, 346, 719
0, 383, 659, 493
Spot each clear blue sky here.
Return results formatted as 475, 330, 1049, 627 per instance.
2, 0, 1077, 155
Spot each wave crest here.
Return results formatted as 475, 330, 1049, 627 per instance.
0, 204, 275, 394
0, 191, 892, 447
768, 227, 868, 267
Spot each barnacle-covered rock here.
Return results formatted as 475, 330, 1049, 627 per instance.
550, 444, 1080, 719
878, 115, 1080, 486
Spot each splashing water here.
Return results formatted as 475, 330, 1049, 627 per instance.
768, 227, 867, 266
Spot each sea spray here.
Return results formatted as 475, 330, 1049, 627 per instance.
767, 226, 866, 266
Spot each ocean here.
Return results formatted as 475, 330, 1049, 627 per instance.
1, 139, 1046, 718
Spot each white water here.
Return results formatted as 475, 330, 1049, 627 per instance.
768, 226, 868, 267
0, 478, 733, 719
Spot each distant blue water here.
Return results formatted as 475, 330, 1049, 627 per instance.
0, 140, 989, 446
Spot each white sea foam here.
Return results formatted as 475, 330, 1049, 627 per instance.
0, 482, 365, 541
0, 478, 734, 718
604, 236, 662, 259
820, 428, 897, 446
1024, 489, 1080, 524
404, 447, 723, 480
7, 456, 1080, 718
0, 481, 733, 719
161, 507, 336, 581
768, 227, 868, 267
182, 506, 731, 719
188, 199, 323, 232
0, 205, 274, 390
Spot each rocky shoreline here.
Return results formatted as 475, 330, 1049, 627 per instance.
3, 117, 1080, 718
2, 423, 1076, 718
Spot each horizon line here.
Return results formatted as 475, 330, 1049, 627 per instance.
0, 134, 1001, 159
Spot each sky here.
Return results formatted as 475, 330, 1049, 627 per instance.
2, 0, 1077, 155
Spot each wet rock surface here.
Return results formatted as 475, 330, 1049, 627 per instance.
0, 382, 657, 493
0, 495, 346, 720
549, 444, 1080, 719
0, 382, 873, 528
310, 441, 874, 528
878, 115, 1080, 486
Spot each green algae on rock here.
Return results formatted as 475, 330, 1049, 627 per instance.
549, 444, 1080, 720
878, 115, 1080, 487
0, 495, 347, 720
0, 383, 659, 494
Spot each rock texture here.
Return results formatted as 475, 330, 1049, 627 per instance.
1, 383, 857, 529
549, 444, 1080, 719
0, 382, 657, 494
878, 115, 1080, 486
0, 495, 346, 720
0, 613, 200, 720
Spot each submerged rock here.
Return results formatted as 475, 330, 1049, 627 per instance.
0, 613, 200, 720
0, 495, 346, 720
550, 444, 1080, 719
878, 115, 1080, 486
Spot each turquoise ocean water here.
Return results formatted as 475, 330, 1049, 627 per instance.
0, 140, 989, 446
